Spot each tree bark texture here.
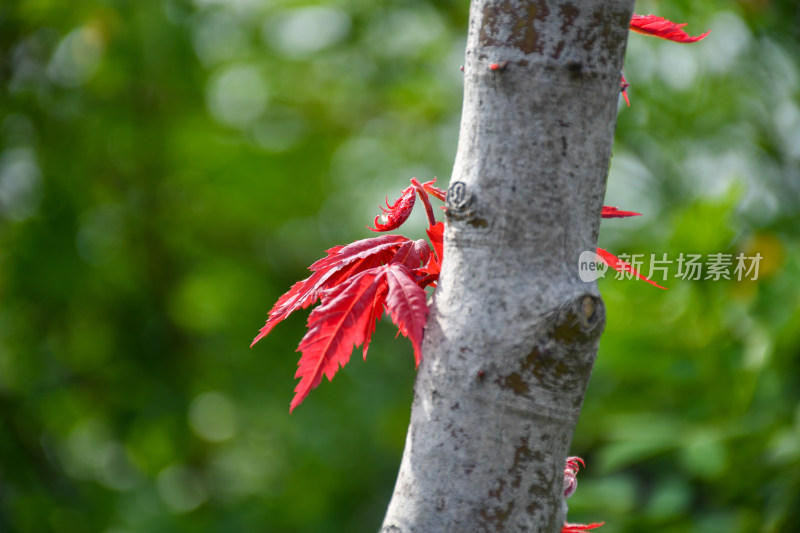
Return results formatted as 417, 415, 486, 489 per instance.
381, 1, 634, 532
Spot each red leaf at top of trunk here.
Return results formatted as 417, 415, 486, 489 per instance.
630, 14, 710, 43
251, 234, 410, 347
602, 205, 641, 218
370, 185, 416, 232
596, 248, 667, 290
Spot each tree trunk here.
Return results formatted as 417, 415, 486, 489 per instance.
381, 1, 633, 531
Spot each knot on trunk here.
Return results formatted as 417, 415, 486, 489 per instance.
495, 294, 605, 405
550, 294, 605, 345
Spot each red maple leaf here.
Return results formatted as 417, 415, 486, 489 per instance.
251, 234, 411, 347
390, 239, 431, 270
601, 205, 641, 218
290, 263, 428, 412
630, 14, 710, 43
596, 248, 667, 289
292, 268, 390, 412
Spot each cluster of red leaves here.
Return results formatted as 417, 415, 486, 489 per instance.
252, 179, 444, 412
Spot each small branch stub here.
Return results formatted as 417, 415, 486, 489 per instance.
446, 181, 470, 210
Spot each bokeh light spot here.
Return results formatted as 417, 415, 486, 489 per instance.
189, 391, 237, 442
156, 464, 208, 513
206, 64, 268, 128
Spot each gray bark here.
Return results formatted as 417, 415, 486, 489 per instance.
381, 1, 633, 532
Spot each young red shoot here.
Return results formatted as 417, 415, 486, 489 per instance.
619, 73, 630, 107
370, 185, 416, 232
563, 456, 584, 499
562, 456, 605, 532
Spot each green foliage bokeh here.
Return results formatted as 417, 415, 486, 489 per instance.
1, 0, 798, 531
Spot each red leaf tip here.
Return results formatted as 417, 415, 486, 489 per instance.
630, 14, 710, 43
602, 205, 641, 218
562, 523, 605, 533
596, 248, 668, 290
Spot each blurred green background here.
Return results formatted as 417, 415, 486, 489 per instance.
1, 0, 799, 531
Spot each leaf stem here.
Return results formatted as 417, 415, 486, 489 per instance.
411, 178, 437, 228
